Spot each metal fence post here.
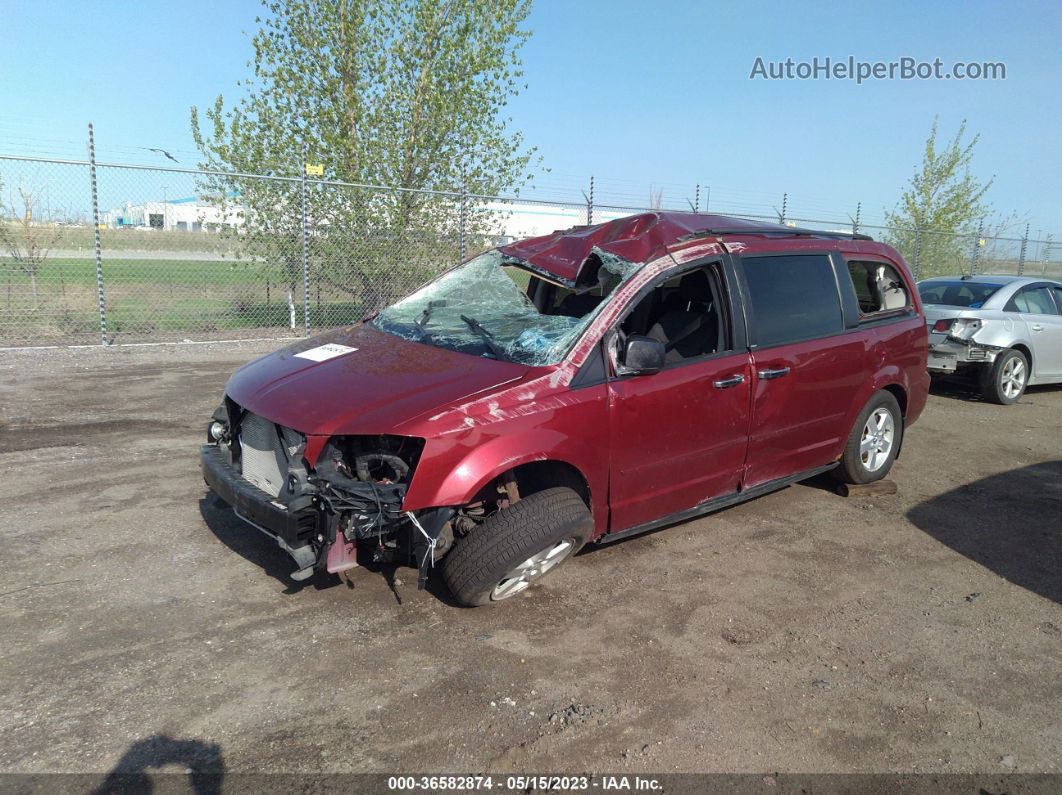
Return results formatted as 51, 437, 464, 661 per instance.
1042, 234, 1053, 275
852, 202, 861, 236
586, 176, 594, 226
87, 123, 108, 345
912, 227, 922, 281
1017, 223, 1029, 275
300, 143, 310, 335
458, 183, 468, 262
779, 193, 788, 225
971, 219, 985, 276
693, 184, 700, 213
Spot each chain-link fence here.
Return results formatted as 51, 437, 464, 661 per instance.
2, 147, 1059, 348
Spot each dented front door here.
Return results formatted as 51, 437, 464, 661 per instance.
606, 351, 753, 532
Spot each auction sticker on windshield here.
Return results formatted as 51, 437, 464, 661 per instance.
293, 343, 359, 362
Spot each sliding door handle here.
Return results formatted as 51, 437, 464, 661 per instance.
757, 366, 791, 380
712, 374, 746, 389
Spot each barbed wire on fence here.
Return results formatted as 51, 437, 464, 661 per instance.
1, 150, 1059, 349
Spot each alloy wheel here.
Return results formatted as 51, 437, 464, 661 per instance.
490, 538, 575, 601
859, 407, 895, 473
1000, 356, 1026, 400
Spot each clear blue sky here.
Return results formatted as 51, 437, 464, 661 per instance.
1, 0, 1059, 236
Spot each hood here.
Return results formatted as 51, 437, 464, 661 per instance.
225, 323, 528, 436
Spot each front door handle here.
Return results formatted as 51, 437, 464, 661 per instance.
1031, 324, 1044, 332
713, 374, 746, 389
757, 366, 791, 380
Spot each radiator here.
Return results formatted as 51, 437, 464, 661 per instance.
238, 412, 303, 497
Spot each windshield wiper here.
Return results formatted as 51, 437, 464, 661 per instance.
417, 299, 444, 327
460, 314, 506, 360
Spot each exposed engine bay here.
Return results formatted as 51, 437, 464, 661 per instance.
203, 399, 514, 588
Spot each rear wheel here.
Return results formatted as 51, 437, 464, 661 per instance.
442, 487, 592, 607
834, 391, 903, 485
979, 348, 1028, 405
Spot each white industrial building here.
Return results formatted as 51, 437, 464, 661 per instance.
103, 195, 242, 232
102, 195, 631, 240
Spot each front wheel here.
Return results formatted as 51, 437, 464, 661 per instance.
979, 348, 1028, 405
442, 487, 592, 607
834, 391, 903, 485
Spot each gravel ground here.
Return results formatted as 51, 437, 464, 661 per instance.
0, 340, 1059, 779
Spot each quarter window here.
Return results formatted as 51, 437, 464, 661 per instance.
845, 260, 910, 315
1008, 286, 1059, 315
742, 255, 843, 347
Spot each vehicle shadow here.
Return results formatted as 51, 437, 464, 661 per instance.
906, 461, 1062, 604
929, 374, 987, 402
199, 493, 463, 603
930, 375, 1062, 404
89, 734, 224, 794
198, 493, 339, 594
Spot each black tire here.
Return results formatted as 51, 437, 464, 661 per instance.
979, 348, 1028, 405
833, 390, 903, 485
442, 487, 592, 607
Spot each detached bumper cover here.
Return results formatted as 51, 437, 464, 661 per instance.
200, 444, 317, 569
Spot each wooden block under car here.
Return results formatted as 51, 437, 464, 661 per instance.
836, 480, 898, 498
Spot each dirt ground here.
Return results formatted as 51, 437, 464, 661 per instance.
0, 340, 1059, 779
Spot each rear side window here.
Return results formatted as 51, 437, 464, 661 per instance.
845, 260, 910, 315
1007, 286, 1059, 315
742, 254, 843, 347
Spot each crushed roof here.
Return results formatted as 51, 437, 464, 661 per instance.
497, 211, 850, 283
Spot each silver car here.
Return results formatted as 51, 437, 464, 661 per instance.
918, 275, 1062, 404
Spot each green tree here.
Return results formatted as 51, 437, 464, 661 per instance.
191, 0, 535, 319
885, 118, 993, 278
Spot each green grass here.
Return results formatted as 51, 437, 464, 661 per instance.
4, 257, 271, 287
0, 256, 369, 342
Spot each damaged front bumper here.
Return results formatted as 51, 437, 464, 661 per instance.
201, 438, 451, 587
927, 337, 1006, 373
202, 443, 366, 580
201, 444, 325, 575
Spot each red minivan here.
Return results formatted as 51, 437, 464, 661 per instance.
202, 212, 929, 605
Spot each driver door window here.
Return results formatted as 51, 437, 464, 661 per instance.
619, 265, 731, 366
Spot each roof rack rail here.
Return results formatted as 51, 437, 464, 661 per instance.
685, 225, 874, 242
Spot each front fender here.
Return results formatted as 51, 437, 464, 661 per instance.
401, 385, 611, 532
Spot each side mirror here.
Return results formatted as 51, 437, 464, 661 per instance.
622, 335, 665, 375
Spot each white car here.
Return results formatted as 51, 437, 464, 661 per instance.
919, 275, 1062, 404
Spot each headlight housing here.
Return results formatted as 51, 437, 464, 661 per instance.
206, 402, 231, 443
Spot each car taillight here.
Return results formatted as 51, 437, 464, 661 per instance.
932, 319, 954, 332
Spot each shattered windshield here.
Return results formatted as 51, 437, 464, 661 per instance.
372, 250, 630, 365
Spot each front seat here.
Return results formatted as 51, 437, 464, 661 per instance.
647, 270, 718, 362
